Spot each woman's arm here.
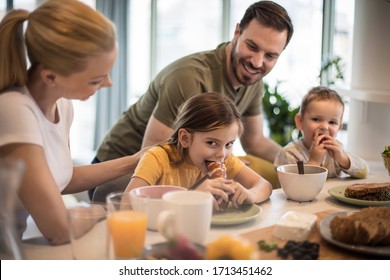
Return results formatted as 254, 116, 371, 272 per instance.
1, 143, 70, 245
64, 147, 146, 194
1, 144, 146, 245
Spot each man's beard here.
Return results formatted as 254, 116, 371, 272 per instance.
229, 40, 264, 86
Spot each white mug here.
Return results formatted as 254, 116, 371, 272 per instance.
158, 190, 213, 244
158, 190, 213, 245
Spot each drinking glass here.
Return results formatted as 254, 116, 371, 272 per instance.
68, 203, 108, 260
0, 158, 24, 260
106, 192, 148, 259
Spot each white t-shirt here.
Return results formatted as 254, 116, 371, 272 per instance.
0, 87, 74, 190
0, 87, 74, 232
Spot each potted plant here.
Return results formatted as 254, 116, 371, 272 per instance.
382, 146, 390, 175
262, 81, 298, 146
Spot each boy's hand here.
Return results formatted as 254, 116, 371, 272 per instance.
321, 136, 351, 169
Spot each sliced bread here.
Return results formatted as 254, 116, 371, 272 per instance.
344, 182, 390, 201
330, 207, 390, 246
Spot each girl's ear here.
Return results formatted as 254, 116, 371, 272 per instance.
178, 128, 192, 148
294, 113, 303, 131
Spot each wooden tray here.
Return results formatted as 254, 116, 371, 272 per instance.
239, 210, 380, 260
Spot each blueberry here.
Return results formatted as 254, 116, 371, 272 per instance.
277, 248, 289, 259
291, 251, 303, 260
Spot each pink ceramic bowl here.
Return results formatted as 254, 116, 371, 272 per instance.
129, 185, 186, 230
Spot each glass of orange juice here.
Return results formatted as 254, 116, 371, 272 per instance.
106, 192, 148, 259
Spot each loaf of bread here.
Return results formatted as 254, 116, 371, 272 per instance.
329, 207, 390, 246
344, 182, 390, 201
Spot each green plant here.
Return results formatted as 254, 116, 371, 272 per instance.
382, 146, 390, 157
262, 81, 299, 146
318, 56, 344, 86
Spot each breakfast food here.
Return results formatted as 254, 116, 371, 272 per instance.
383, 146, 390, 157
272, 211, 317, 242
277, 240, 319, 260
344, 182, 390, 201
143, 235, 204, 260
205, 161, 230, 209
329, 207, 390, 246
206, 161, 226, 179
206, 235, 257, 260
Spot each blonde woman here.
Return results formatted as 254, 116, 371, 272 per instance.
0, 0, 144, 245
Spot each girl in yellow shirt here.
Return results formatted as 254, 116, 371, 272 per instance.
125, 93, 272, 210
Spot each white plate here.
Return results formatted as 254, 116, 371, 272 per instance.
211, 203, 262, 226
319, 212, 390, 257
328, 185, 390, 206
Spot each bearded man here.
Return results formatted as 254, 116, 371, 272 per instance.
90, 1, 294, 200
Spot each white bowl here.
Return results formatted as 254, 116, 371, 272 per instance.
276, 164, 328, 202
129, 185, 186, 230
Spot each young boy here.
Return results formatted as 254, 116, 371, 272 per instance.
274, 86, 368, 178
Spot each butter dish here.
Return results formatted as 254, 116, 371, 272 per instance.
272, 211, 317, 241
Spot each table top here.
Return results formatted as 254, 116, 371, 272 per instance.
21, 161, 389, 260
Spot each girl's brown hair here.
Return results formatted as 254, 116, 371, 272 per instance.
0, 0, 116, 92
164, 93, 243, 164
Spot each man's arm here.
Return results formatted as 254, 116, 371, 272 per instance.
141, 116, 173, 148
240, 114, 282, 163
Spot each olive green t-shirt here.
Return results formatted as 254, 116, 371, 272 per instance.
96, 42, 263, 161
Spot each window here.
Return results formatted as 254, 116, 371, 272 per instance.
1, 0, 355, 161
332, 0, 355, 146
155, 0, 222, 73
129, 0, 222, 101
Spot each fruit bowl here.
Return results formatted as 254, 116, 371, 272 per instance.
382, 146, 390, 176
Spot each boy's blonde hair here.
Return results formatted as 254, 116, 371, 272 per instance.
299, 86, 344, 117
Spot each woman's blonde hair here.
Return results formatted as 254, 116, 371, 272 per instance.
164, 93, 244, 165
0, 0, 116, 92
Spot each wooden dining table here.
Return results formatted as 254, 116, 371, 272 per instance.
21, 160, 389, 260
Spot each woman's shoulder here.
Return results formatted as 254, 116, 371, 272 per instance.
0, 88, 38, 116
0, 87, 32, 103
